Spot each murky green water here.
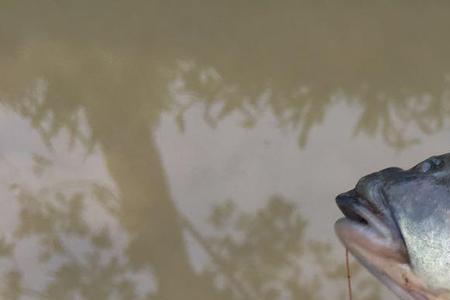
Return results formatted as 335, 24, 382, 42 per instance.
1, 1, 450, 299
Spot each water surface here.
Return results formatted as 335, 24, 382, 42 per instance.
1, 2, 450, 299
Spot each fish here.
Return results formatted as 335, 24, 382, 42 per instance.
335, 153, 450, 300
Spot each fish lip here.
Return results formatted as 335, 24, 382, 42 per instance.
334, 205, 408, 263
336, 187, 405, 244
336, 218, 432, 300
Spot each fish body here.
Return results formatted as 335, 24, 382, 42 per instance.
335, 154, 450, 300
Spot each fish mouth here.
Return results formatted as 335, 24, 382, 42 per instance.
335, 188, 432, 300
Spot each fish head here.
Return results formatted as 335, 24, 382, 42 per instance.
335, 153, 450, 300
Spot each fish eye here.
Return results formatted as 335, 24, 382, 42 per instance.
417, 157, 444, 173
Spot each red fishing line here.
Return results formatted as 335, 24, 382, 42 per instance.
346, 249, 353, 300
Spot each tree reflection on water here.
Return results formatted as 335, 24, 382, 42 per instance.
2, 179, 381, 299
1, 1, 450, 299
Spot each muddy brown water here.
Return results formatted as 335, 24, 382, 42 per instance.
1, 1, 450, 299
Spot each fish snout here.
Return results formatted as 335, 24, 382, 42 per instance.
337, 167, 404, 223
355, 167, 403, 199
336, 190, 366, 223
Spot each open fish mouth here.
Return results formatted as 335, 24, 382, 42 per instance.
335, 188, 408, 262
335, 188, 432, 300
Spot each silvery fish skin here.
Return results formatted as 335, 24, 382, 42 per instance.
335, 154, 450, 300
